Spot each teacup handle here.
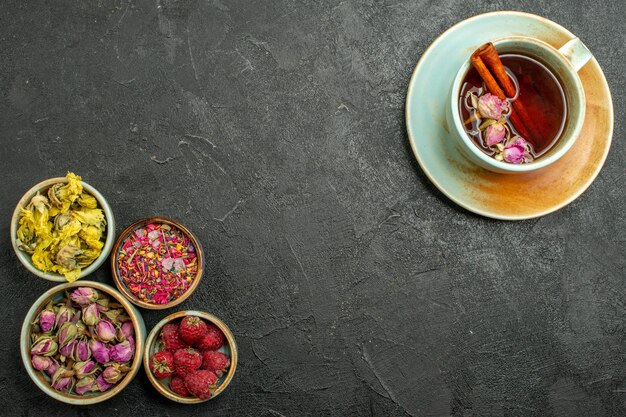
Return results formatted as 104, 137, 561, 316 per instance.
558, 37, 593, 72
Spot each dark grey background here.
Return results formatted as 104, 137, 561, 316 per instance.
1, 0, 624, 416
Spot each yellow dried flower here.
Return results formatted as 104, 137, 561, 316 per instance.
31, 237, 56, 271
16, 209, 38, 253
48, 172, 83, 212
53, 213, 72, 231
57, 218, 82, 240
77, 192, 98, 209
72, 208, 106, 228
28, 192, 50, 214
77, 248, 100, 268
79, 225, 104, 250
55, 244, 82, 270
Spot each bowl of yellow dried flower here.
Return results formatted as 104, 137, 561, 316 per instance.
11, 172, 115, 282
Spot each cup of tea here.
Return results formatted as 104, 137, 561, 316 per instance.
447, 36, 593, 173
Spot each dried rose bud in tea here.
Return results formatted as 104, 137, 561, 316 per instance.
29, 286, 136, 396
116, 223, 199, 305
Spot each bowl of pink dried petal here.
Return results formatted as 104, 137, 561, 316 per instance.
111, 217, 204, 310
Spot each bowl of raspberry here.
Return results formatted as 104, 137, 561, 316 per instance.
143, 310, 237, 403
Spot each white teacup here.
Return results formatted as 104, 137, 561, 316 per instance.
447, 36, 593, 173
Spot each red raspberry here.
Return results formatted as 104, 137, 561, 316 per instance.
201, 351, 230, 376
161, 323, 186, 350
173, 347, 202, 376
179, 316, 208, 345
195, 324, 225, 350
184, 370, 218, 399
169, 375, 190, 397
149, 350, 174, 379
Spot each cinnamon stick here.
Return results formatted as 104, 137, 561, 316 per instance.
474, 43, 517, 97
470, 43, 536, 144
470, 53, 531, 140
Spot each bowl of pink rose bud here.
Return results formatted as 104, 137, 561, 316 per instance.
143, 310, 237, 403
20, 281, 146, 404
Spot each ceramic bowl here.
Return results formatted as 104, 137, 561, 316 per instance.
11, 177, 115, 282
20, 281, 146, 405
110, 217, 204, 310
143, 310, 237, 403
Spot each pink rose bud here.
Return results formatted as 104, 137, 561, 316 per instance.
45, 359, 60, 378
75, 376, 96, 395
52, 376, 74, 392
503, 137, 532, 164
58, 322, 78, 346
117, 321, 134, 341
52, 367, 75, 392
38, 307, 56, 333
55, 305, 76, 328
74, 360, 98, 379
95, 374, 113, 392
82, 303, 99, 326
31, 355, 52, 371
31, 337, 58, 357
95, 320, 116, 342
127, 336, 135, 351
102, 366, 123, 384
71, 287, 99, 305
89, 339, 110, 364
109, 340, 134, 363
59, 340, 76, 358
477, 93, 509, 120
484, 122, 506, 146
72, 339, 91, 362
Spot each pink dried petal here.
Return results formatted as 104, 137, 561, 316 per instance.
161, 257, 174, 272
173, 258, 185, 271
153, 291, 169, 304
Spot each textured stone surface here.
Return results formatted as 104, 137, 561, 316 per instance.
1, 1, 624, 416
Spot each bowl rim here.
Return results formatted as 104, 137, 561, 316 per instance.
10, 177, 116, 282
110, 217, 204, 310
143, 310, 238, 403
20, 280, 145, 405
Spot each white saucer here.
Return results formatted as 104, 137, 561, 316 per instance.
406, 11, 613, 220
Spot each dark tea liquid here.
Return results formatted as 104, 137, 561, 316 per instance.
459, 54, 567, 158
